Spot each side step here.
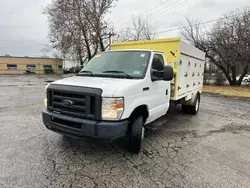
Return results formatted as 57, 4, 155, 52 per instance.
144, 116, 167, 131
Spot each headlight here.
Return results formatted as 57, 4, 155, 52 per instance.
44, 90, 47, 107
102, 97, 124, 120
44, 84, 50, 107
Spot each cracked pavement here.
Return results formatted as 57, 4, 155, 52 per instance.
1, 75, 250, 188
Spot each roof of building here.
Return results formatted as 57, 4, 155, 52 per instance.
0, 56, 63, 61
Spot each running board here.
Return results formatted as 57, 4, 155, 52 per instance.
144, 116, 167, 131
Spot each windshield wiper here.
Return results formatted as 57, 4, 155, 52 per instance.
102, 70, 133, 79
78, 70, 94, 76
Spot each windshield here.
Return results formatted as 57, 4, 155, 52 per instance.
79, 51, 151, 79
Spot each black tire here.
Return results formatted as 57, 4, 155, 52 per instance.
182, 105, 189, 114
129, 116, 144, 154
190, 95, 200, 115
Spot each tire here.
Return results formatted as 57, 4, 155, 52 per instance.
129, 116, 144, 154
190, 95, 200, 115
182, 105, 189, 114
244, 79, 248, 84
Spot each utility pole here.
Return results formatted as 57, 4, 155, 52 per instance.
107, 32, 116, 51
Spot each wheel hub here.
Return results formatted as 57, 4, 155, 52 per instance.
195, 99, 199, 111
141, 126, 145, 140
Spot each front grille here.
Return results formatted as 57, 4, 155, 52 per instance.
47, 84, 102, 120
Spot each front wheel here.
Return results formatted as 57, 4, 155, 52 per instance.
129, 116, 144, 154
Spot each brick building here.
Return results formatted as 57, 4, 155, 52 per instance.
0, 56, 63, 74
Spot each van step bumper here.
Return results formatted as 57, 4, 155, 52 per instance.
42, 110, 129, 139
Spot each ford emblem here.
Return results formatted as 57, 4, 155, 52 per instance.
62, 99, 74, 106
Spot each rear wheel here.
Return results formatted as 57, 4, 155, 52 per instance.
129, 116, 144, 154
190, 95, 200, 115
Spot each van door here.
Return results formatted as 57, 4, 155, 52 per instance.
146, 53, 170, 124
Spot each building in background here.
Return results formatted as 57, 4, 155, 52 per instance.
0, 56, 63, 74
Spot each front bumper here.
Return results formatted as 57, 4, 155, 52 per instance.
42, 110, 129, 139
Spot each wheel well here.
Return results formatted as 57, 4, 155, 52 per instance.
129, 105, 149, 123
181, 91, 200, 106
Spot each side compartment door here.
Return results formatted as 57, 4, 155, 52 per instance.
189, 58, 203, 92
197, 60, 205, 89
178, 55, 190, 97
146, 53, 170, 124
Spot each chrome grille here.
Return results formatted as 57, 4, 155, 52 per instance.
47, 85, 102, 120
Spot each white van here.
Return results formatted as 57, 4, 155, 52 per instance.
43, 38, 205, 153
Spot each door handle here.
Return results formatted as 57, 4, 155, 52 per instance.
166, 89, 168, 96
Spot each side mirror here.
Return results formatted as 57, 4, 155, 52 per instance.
163, 66, 174, 81
151, 69, 163, 81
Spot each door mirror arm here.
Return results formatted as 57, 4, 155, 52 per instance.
151, 69, 164, 81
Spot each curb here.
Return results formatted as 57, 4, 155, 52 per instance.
202, 92, 250, 101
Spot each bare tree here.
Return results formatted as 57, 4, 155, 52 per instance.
180, 17, 208, 52
83, 0, 116, 51
44, 0, 116, 65
181, 7, 250, 85
117, 16, 155, 41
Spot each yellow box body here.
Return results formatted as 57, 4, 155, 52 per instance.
110, 38, 205, 101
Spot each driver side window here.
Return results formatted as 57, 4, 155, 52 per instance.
152, 54, 164, 71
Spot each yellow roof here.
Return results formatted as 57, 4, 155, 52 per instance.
111, 38, 181, 46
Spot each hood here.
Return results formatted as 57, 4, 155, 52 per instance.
51, 76, 140, 97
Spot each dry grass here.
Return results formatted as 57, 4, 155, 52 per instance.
202, 85, 250, 99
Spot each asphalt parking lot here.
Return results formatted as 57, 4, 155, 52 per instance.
1, 75, 250, 188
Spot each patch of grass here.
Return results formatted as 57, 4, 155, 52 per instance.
202, 85, 250, 99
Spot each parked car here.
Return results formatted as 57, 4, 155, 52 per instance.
236, 75, 250, 83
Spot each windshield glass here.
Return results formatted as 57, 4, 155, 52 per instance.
79, 51, 151, 79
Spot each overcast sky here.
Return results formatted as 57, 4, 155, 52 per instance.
0, 0, 249, 57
